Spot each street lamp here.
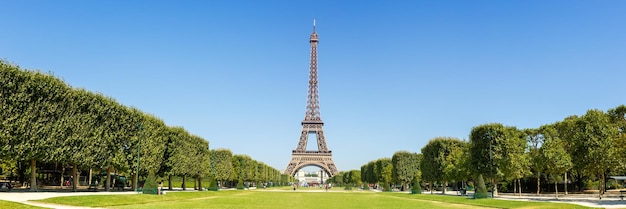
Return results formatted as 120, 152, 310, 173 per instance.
135, 124, 143, 192
488, 128, 495, 198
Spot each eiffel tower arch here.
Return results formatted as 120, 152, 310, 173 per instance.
285, 20, 339, 177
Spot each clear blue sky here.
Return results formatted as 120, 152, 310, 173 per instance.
1, 1, 625, 173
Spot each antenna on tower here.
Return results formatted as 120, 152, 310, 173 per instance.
313, 18, 316, 32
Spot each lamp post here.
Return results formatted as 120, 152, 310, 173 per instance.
135, 124, 143, 192
488, 128, 495, 198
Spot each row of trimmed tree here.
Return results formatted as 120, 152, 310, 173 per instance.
210, 149, 295, 189
353, 105, 625, 199
0, 60, 291, 191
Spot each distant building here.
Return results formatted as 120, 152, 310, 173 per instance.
295, 170, 328, 186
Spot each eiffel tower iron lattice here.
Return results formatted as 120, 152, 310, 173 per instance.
284, 20, 339, 177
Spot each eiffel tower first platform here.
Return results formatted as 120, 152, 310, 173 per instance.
284, 20, 339, 177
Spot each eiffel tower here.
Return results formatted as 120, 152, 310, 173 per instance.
284, 20, 339, 177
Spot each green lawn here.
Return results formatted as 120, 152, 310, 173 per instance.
37, 190, 593, 209
0, 200, 45, 209
383, 193, 591, 209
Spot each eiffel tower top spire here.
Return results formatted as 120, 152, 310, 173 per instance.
304, 19, 321, 123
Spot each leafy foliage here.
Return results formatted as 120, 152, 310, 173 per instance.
0, 60, 284, 192
391, 151, 420, 190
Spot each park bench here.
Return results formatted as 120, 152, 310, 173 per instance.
0, 181, 14, 191
610, 176, 626, 200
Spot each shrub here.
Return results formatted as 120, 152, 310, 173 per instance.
237, 179, 245, 190
411, 176, 422, 194
207, 178, 219, 191
382, 183, 391, 192
474, 174, 489, 199
142, 172, 158, 195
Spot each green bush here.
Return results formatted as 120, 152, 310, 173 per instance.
142, 172, 158, 195
207, 178, 219, 191
585, 179, 599, 190
382, 183, 391, 192
411, 176, 422, 194
344, 186, 353, 190
236, 179, 244, 190
474, 174, 489, 199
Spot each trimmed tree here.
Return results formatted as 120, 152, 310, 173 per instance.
411, 175, 422, 194
540, 126, 572, 199
474, 174, 489, 199
391, 151, 420, 191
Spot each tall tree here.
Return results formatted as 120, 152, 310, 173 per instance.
500, 127, 528, 197
375, 158, 392, 191
421, 137, 465, 194
540, 125, 572, 199
211, 149, 233, 186
391, 151, 420, 191
469, 123, 509, 196
573, 110, 619, 199
554, 116, 580, 193
166, 127, 194, 190
524, 128, 544, 194
608, 105, 626, 174
1, 66, 72, 191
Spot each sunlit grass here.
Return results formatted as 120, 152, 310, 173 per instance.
383, 193, 591, 209
0, 200, 45, 209
36, 190, 593, 209
38, 191, 235, 207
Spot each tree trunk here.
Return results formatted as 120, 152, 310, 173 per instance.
72, 163, 78, 191
132, 172, 137, 191
105, 166, 112, 192
88, 168, 93, 187
30, 159, 37, 192
514, 179, 517, 194
576, 172, 583, 192
168, 175, 172, 190
563, 172, 567, 195
182, 175, 186, 190
536, 173, 541, 195
198, 177, 203, 191
430, 181, 433, 194
493, 178, 498, 197
599, 173, 604, 199
518, 179, 522, 196
60, 165, 65, 187
443, 181, 447, 194
555, 178, 559, 199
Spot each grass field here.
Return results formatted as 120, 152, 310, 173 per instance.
0, 200, 44, 209
37, 190, 592, 209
